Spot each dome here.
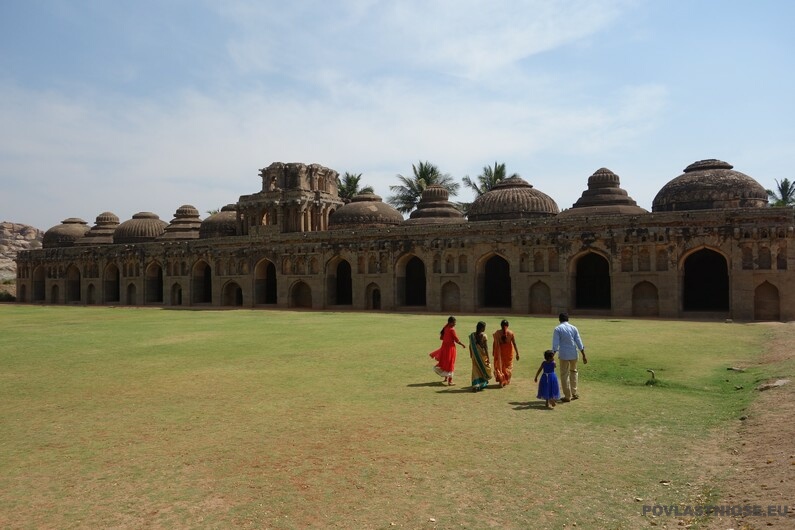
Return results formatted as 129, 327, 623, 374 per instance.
329, 192, 403, 229
404, 185, 466, 225
558, 168, 648, 218
75, 212, 119, 245
652, 159, 768, 212
113, 212, 167, 244
199, 205, 238, 239
43, 218, 90, 248
467, 176, 559, 222
159, 204, 202, 240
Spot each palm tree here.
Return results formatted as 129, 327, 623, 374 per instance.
387, 161, 460, 214
767, 178, 795, 207
462, 161, 519, 197
338, 172, 374, 203
458, 161, 519, 214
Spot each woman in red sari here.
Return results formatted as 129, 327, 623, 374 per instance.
492, 319, 520, 387
429, 316, 465, 385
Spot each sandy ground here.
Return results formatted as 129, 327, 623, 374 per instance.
701, 322, 795, 530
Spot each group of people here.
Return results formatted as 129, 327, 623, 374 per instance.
429, 313, 587, 409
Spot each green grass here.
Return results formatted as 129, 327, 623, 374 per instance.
0, 306, 777, 529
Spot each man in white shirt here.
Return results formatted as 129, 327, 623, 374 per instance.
551, 312, 587, 402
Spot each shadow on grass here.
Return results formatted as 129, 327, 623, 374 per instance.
407, 381, 447, 387
510, 400, 553, 411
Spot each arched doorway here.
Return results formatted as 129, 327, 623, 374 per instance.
575, 253, 611, 309
65, 264, 81, 303
529, 281, 551, 314
328, 259, 352, 305
482, 255, 511, 308
32, 266, 45, 302
87, 284, 96, 305
223, 281, 244, 306
290, 281, 312, 308
126, 283, 137, 305
145, 262, 164, 304
254, 259, 277, 304
171, 283, 183, 306
683, 249, 728, 311
366, 283, 381, 310
103, 263, 120, 303
441, 281, 461, 313
50, 284, 59, 304
632, 281, 659, 317
754, 281, 780, 321
192, 260, 212, 304
404, 256, 426, 306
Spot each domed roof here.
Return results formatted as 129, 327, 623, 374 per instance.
404, 185, 466, 225
467, 176, 559, 222
652, 159, 768, 212
329, 192, 403, 229
75, 212, 119, 245
159, 204, 202, 240
558, 168, 647, 218
199, 205, 238, 239
114, 212, 167, 244
43, 218, 90, 248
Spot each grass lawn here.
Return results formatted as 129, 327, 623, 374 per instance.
0, 305, 775, 529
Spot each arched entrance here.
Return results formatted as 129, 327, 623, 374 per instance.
50, 284, 59, 304
632, 281, 659, 317
403, 256, 426, 306
482, 255, 511, 308
290, 281, 312, 308
223, 281, 244, 306
192, 260, 212, 304
365, 283, 381, 310
327, 259, 352, 305
529, 281, 551, 314
254, 259, 277, 304
65, 264, 81, 303
683, 249, 728, 311
171, 283, 183, 306
126, 283, 137, 305
32, 266, 45, 302
441, 281, 461, 312
103, 263, 120, 303
145, 262, 164, 304
575, 253, 611, 309
87, 284, 96, 305
754, 281, 780, 321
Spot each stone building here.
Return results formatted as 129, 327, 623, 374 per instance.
15, 159, 795, 321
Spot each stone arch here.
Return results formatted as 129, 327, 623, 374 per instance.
365, 282, 381, 310
254, 259, 277, 304
534, 252, 544, 273
50, 284, 59, 304
441, 281, 461, 313
103, 263, 120, 303
445, 254, 455, 274
632, 281, 659, 317
682, 247, 729, 311
529, 281, 551, 314
171, 283, 184, 306
19, 284, 27, 303
32, 265, 46, 302
222, 281, 244, 306
638, 247, 651, 272
145, 262, 164, 304
758, 246, 771, 269
191, 260, 213, 304
290, 281, 312, 308
395, 254, 426, 307
126, 283, 137, 305
478, 253, 511, 308
573, 251, 611, 310
86, 283, 96, 305
65, 264, 81, 303
326, 257, 353, 305
754, 281, 780, 321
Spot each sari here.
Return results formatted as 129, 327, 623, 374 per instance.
492, 329, 516, 386
469, 331, 492, 390
430, 324, 459, 379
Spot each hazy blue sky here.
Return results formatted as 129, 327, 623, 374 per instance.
2, 0, 794, 230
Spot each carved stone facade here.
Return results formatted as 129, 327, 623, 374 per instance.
15, 160, 795, 321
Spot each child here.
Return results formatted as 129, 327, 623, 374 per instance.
534, 349, 561, 408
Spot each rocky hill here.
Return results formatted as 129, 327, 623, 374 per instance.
0, 221, 44, 298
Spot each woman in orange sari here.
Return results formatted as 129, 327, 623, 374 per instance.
429, 316, 465, 385
492, 319, 520, 387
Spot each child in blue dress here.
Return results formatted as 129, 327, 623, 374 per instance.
534, 349, 561, 408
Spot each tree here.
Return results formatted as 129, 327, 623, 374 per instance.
387, 161, 460, 214
206, 209, 220, 215
462, 161, 519, 197
458, 161, 519, 214
767, 178, 795, 207
338, 172, 374, 203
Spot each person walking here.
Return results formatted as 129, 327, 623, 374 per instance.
492, 319, 520, 387
534, 349, 561, 408
429, 316, 466, 385
468, 321, 492, 392
551, 312, 587, 402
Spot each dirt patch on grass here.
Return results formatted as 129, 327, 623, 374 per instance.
703, 322, 795, 530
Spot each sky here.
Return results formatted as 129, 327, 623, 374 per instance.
1, 0, 794, 230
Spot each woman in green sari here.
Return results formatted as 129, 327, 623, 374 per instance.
469, 321, 492, 392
